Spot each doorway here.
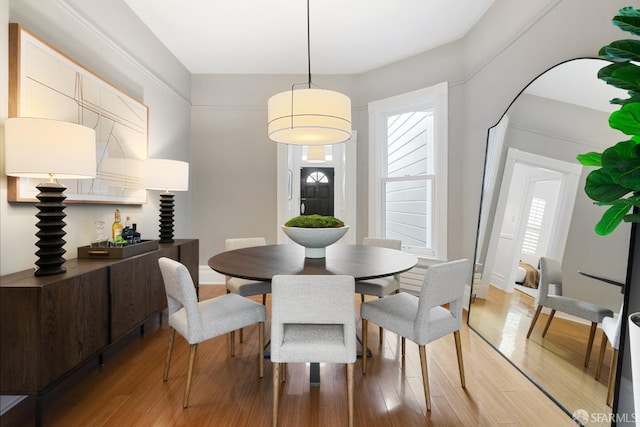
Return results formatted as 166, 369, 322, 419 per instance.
276, 131, 358, 244
481, 148, 582, 294
300, 167, 334, 216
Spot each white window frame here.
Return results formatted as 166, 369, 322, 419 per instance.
368, 82, 448, 259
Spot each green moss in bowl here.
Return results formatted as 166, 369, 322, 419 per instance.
284, 214, 345, 228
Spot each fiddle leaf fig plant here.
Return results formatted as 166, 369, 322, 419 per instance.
577, 6, 640, 235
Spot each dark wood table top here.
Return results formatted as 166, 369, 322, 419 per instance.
207, 244, 418, 282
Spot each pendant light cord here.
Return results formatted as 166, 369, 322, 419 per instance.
307, 0, 312, 88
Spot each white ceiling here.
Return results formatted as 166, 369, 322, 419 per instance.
123, 0, 495, 75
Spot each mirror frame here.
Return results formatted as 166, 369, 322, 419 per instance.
467, 56, 635, 421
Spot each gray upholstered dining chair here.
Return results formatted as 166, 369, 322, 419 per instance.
225, 237, 271, 303
360, 258, 471, 412
158, 257, 266, 408
270, 275, 357, 427
355, 237, 402, 343
225, 237, 271, 343
595, 301, 624, 407
526, 257, 613, 368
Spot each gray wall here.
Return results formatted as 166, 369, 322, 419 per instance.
505, 93, 630, 312
0, 0, 193, 276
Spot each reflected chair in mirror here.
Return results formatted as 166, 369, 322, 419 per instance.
158, 257, 266, 408
225, 237, 271, 343
360, 259, 471, 411
355, 237, 402, 343
595, 302, 624, 407
271, 275, 357, 427
526, 257, 613, 368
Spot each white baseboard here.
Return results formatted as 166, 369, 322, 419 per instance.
199, 265, 224, 285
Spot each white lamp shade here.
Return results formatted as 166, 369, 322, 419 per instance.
268, 88, 352, 145
145, 159, 189, 191
4, 117, 96, 179
307, 145, 326, 163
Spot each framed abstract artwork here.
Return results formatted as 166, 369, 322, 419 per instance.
8, 23, 149, 204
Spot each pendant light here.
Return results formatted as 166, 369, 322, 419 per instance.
267, 0, 351, 145
306, 145, 326, 163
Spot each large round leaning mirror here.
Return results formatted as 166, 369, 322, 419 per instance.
468, 58, 632, 425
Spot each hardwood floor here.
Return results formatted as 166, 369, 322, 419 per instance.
468, 285, 614, 427
3, 285, 576, 426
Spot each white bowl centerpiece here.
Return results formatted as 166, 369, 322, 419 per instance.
282, 214, 349, 258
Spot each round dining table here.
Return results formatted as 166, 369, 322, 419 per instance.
208, 243, 418, 386
207, 243, 418, 282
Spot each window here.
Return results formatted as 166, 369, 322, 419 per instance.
522, 197, 546, 255
306, 171, 329, 183
368, 83, 448, 259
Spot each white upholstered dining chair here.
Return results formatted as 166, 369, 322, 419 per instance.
360, 258, 471, 412
225, 237, 271, 343
526, 257, 613, 367
595, 301, 624, 406
158, 257, 266, 408
225, 237, 271, 303
270, 275, 357, 427
355, 237, 402, 343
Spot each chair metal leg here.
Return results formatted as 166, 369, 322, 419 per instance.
542, 309, 556, 337
230, 330, 235, 356
585, 322, 597, 368
347, 363, 354, 427
596, 333, 608, 380
262, 293, 266, 305
184, 344, 197, 408
454, 330, 466, 388
607, 349, 618, 407
163, 327, 176, 381
362, 319, 368, 374
418, 345, 431, 411
401, 337, 406, 358
272, 362, 280, 427
259, 322, 265, 378
527, 305, 543, 338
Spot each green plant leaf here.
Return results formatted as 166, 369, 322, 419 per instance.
609, 103, 640, 135
599, 40, 640, 62
602, 140, 640, 189
598, 62, 640, 92
617, 6, 640, 17
611, 93, 640, 105
576, 152, 601, 166
584, 168, 633, 202
623, 213, 640, 222
594, 201, 633, 235
613, 9, 640, 37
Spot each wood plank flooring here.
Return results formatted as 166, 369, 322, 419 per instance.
468, 285, 614, 427
3, 285, 576, 426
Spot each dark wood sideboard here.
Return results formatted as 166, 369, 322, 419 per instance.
0, 238, 199, 397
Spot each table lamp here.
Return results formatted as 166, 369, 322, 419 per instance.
145, 159, 189, 243
4, 117, 96, 276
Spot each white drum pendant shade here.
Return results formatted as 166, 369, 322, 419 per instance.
268, 88, 352, 145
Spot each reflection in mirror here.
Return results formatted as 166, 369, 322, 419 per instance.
469, 58, 632, 425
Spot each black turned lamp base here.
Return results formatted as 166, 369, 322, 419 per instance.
34, 182, 67, 276
158, 192, 175, 243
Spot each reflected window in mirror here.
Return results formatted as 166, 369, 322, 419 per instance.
368, 82, 448, 259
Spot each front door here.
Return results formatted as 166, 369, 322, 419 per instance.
300, 167, 334, 216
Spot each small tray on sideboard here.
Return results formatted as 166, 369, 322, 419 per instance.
77, 240, 159, 259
